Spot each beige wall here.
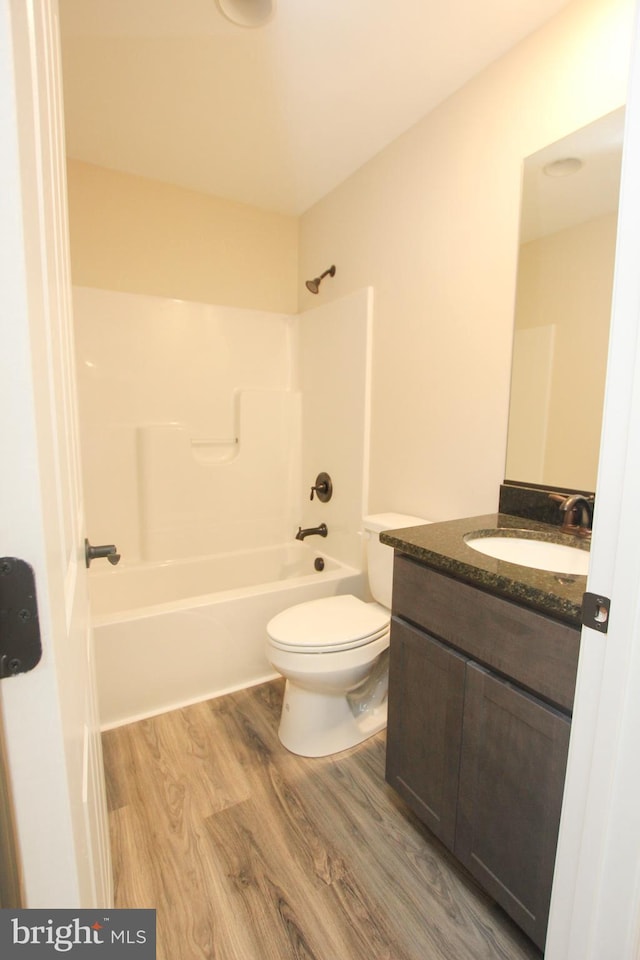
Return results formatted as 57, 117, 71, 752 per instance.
511, 213, 617, 490
66, 159, 298, 313
299, 0, 634, 521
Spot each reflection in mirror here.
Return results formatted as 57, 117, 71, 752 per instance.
505, 108, 624, 492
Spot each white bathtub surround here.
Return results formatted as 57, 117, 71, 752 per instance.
75, 285, 374, 727
297, 288, 373, 570
73, 287, 298, 562
74, 285, 373, 568
136, 389, 298, 560
92, 543, 365, 728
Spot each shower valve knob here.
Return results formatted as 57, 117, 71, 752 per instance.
309, 472, 333, 503
85, 538, 121, 568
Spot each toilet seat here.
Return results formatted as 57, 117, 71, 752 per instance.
267, 594, 389, 654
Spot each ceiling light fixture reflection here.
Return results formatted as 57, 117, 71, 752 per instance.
216, 0, 276, 28
543, 157, 584, 178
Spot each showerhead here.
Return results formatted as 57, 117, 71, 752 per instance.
305, 265, 336, 294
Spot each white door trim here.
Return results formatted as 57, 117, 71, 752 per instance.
0, 0, 111, 907
546, 2, 640, 956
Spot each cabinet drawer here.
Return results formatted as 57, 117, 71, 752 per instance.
392, 554, 579, 712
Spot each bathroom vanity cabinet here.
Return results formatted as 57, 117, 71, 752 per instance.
386, 553, 580, 950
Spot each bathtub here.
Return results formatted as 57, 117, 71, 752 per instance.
90, 542, 366, 729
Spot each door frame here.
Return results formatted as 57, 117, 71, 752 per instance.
0, 0, 111, 907
546, 2, 640, 957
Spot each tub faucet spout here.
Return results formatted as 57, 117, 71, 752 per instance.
295, 523, 328, 541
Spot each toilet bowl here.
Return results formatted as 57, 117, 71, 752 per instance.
266, 513, 427, 757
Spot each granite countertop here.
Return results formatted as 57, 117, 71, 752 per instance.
381, 513, 589, 627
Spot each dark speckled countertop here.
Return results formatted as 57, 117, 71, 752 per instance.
381, 513, 589, 627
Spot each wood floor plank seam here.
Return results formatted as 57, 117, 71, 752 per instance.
104, 679, 541, 960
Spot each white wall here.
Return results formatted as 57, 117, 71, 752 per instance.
299, 0, 635, 522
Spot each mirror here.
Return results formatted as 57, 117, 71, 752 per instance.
505, 108, 624, 492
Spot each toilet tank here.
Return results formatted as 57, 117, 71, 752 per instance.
363, 513, 429, 609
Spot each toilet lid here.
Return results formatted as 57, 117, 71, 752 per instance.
267, 594, 390, 653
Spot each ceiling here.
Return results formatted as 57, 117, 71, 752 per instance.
59, 0, 575, 215
520, 108, 624, 243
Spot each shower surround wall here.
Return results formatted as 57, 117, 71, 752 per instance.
74, 286, 300, 563
74, 287, 373, 724
297, 288, 373, 570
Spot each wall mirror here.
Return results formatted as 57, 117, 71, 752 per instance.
505, 107, 624, 492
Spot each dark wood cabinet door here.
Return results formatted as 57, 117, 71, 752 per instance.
385, 617, 466, 850
455, 662, 571, 950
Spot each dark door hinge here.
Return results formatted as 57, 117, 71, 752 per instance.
581, 592, 611, 634
0, 558, 42, 677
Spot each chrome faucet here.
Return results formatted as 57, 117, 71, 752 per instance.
555, 493, 594, 538
295, 523, 328, 541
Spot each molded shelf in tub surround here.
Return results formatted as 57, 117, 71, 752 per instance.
380, 513, 587, 626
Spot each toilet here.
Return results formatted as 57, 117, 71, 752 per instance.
266, 513, 427, 757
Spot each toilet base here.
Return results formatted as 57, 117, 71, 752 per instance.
277, 677, 388, 758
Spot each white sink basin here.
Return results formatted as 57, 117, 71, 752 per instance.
464, 534, 589, 575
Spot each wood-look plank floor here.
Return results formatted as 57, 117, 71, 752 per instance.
102, 680, 541, 960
